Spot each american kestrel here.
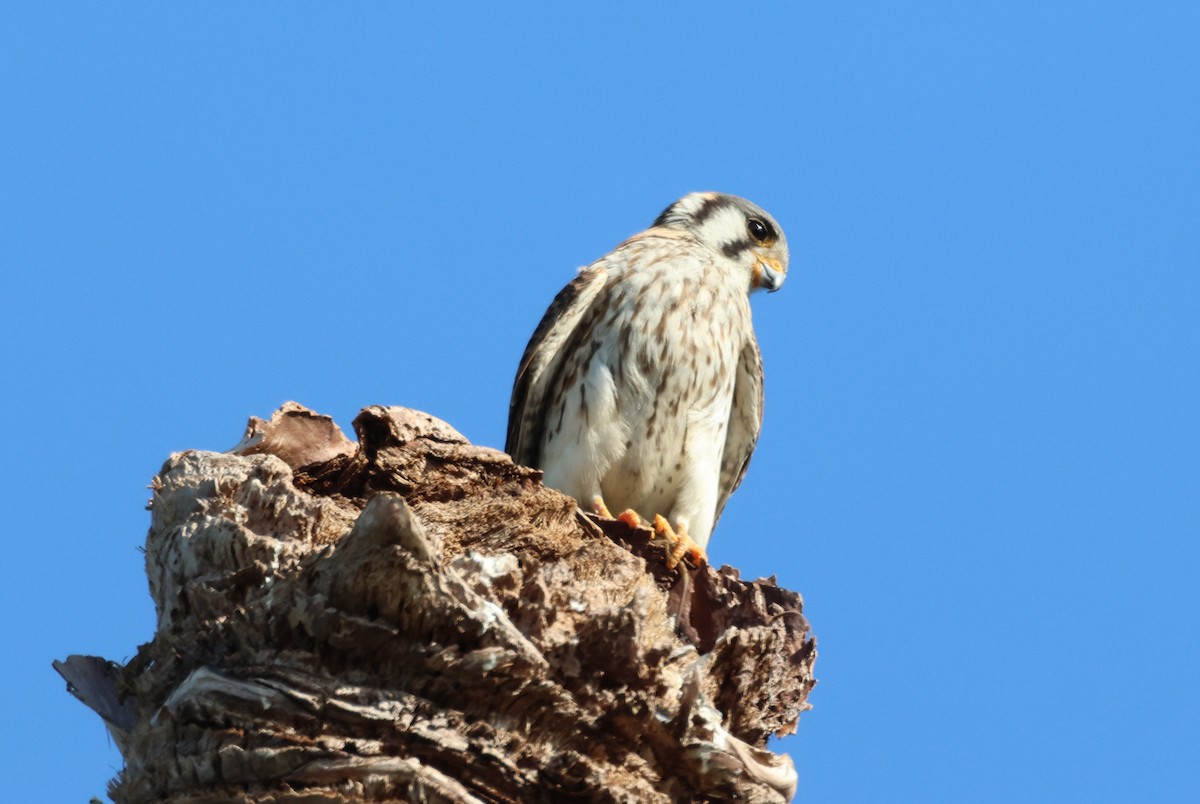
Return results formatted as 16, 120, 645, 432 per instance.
506, 192, 788, 567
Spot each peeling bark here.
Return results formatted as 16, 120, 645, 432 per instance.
56, 403, 816, 802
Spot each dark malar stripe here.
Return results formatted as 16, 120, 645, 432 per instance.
721, 238, 755, 258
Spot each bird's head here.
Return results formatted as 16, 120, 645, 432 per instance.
652, 192, 789, 293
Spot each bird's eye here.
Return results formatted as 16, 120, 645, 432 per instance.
747, 218, 772, 244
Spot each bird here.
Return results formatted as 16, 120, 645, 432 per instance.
505, 192, 788, 567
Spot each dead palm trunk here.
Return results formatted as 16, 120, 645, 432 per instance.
56, 403, 816, 803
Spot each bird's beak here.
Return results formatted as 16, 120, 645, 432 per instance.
753, 257, 786, 293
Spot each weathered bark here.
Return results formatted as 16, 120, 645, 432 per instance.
56, 402, 816, 803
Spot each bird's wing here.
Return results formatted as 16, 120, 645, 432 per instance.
506, 265, 610, 467
713, 337, 765, 525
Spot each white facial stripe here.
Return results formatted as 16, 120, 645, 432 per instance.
655, 193, 788, 271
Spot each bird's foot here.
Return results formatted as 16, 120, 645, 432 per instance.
592, 496, 614, 519
597, 502, 652, 534
617, 509, 645, 530
652, 515, 706, 570
592, 500, 705, 570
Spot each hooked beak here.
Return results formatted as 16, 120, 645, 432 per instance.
753, 257, 786, 293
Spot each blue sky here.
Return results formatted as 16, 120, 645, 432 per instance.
3, 3, 1198, 801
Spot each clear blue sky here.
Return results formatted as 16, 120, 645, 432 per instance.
3, 4, 1197, 802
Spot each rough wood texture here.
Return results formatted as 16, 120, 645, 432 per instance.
56, 403, 817, 803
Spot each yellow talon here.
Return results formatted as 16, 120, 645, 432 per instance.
652, 515, 706, 570
600, 504, 706, 570
592, 496, 614, 519
618, 509, 644, 529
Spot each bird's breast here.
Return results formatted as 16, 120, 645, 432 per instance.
589, 270, 748, 512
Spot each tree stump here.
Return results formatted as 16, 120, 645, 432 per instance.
55, 402, 816, 802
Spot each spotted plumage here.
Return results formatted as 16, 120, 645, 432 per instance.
506, 192, 788, 563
